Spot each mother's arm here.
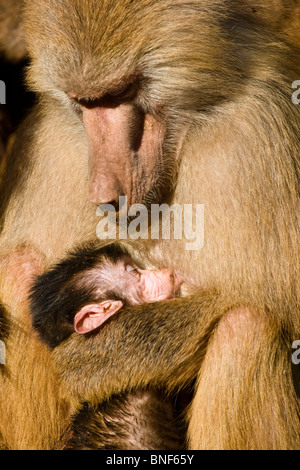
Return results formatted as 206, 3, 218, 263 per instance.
52, 289, 228, 407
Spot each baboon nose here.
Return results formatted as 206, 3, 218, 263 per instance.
89, 183, 124, 209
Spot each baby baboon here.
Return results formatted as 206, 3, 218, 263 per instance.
30, 243, 185, 450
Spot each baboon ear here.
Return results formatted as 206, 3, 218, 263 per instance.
74, 301, 124, 334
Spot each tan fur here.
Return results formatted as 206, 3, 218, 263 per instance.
0, 109, 11, 181
0, 0, 27, 62
0, 247, 70, 449
0, 0, 299, 449
189, 309, 300, 449
242, 1, 300, 47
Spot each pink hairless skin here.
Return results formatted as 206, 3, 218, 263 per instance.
74, 257, 183, 335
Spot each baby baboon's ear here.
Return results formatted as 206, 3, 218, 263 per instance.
74, 300, 124, 334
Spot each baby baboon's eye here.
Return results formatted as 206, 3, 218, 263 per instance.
125, 264, 141, 278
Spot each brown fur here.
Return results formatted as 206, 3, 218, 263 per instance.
228, 1, 300, 47
0, 247, 70, 449
55, 392, 186, 450
0, 0, 299, 450
241, 1, 300, 47
0, 0, 26, 62
0, 108, 11, 180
